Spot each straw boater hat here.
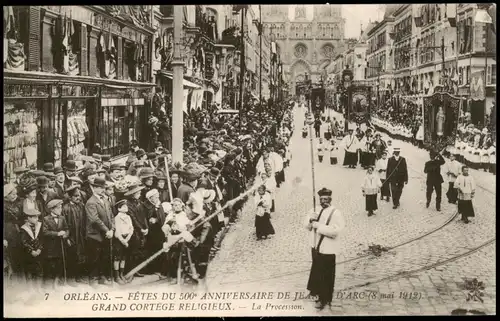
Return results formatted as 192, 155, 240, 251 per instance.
124, 183, 145, 197
203, 189, 216, 204
115, 199, 128, 210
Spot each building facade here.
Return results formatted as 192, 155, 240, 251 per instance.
261, 5, 347, 96
4, 5, 156, 181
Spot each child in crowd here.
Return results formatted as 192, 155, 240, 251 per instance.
113, 200, 134, 285
361, 166, 382, 217
254, 185, 275, 240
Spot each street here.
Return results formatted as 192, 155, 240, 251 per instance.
204, 107, 496, 316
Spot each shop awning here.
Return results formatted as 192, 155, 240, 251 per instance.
158, 71, 202, 89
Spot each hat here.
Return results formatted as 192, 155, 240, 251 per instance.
208, 168, 220, 177
30, 170, 47, 177
36, 176, 49, 187
145, 189, 159, 199
24, 208, 41, 217
203, 190, 216, 204
139, 167, 156, 180
91, 177, 107, 188
147, 152, 158, 160
64, 160, 78, 171
110, 163, 126, 172
22, 181, 38, 194
124, 183, 145, 197
14, 166, 29, 174
382, 150, 388, 155
393, 147, 401, 153
43, 162, 54, 173
68, 176, 83, 185
45, 172, 56, 179
4, 183, 16, 197
115, 199, 128, 209
136, 149, 146, 159
54, 166, 64, 175
182, 163, 203, 181
96, 168, 107, 174
101, 154, 111, 162
65, 185, 79, 194
82, 168, 97, 179
318, 188, 332, 197
47, 199, 63, 210
130, 139, 139, 147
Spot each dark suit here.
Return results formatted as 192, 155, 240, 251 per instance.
42, 215, 69, 280
54, 182, 65, 199
36, 191, 58, 217
177, 182, 196, 204
386, 156, 409, 207
85, 194, 115, 281
424, 154, 445, 209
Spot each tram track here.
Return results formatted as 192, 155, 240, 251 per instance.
124, 110, 496, 290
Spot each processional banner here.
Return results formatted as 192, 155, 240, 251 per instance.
348, 85, 371, 123
423, 92, 460, 151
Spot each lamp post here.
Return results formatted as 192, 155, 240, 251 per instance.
235, 5, 248, 129
252, 5, 263, 111
171, 5, 185, 165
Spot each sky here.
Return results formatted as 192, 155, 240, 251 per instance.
287, 5, 385, 39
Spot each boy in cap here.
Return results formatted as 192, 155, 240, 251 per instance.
113, 199, 133, 285
36, 176, 58, 217
42, 199, 70, 288
20, 208, 44, 291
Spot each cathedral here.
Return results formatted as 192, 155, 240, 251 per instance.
262, 5, 347, 95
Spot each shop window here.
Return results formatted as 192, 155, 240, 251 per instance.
99, 105, 132, 156
4, 101, 41, 183
53, 100, 89, 166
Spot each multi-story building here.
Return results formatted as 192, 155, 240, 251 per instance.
365, 14, 395, 104
455, 3, 496, 124
4, 5, 156, 179
391, 4, 413, 96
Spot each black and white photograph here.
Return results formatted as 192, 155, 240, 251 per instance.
3, 4, 496, 317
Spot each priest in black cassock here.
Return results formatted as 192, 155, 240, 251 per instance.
305, 188, 346, 310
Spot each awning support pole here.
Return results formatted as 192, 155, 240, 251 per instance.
172, 5, 185, 165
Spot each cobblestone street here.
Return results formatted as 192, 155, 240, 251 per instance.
205, 107, 496, 316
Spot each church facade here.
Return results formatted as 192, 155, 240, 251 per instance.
262, 5, 347, 95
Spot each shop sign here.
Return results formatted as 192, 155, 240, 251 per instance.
59, 84, 99, 97
4, 83, 51, 98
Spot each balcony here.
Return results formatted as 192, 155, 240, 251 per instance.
195, 5, 218, 43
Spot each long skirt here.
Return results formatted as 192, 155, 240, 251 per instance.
458, 200, 475, 218
343, 151, 358, 166
307, 249, 336, 304
380, 179, 391, 198
365, 194, 378, 211
365, 152, 376, 167
330, 157, 338, 165
276, 170, 285, 184
255, 213, 275, 239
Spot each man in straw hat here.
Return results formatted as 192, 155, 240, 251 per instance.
85, 177, 115, 286
386, 147, 408, 209
141, 189, 167, 275
305, 188, 345, 310
42, 199, 69, 289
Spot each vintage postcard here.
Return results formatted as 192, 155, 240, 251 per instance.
3, 4, 496, 317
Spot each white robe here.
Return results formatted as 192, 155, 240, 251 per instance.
444, 160, 462, 183
341, 134, 360, 153
375, 158, 388, 180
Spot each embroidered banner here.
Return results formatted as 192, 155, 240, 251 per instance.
423, 92, 461, 150
470, 70, 485, 101
348, 85, 371, 123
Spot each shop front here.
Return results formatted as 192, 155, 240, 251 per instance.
4, 73, 153, 182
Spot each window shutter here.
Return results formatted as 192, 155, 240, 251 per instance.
89, 30, 98, 77
80, 24, 88, 76
28, 6, 41, 71
117, 37, 123, 80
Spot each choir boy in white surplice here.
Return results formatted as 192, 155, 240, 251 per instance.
454, 166, 476, 224
305, 188, 345, 310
